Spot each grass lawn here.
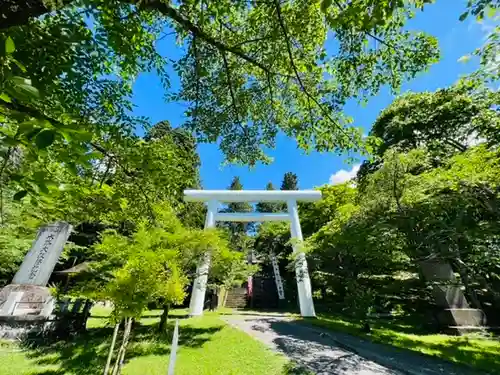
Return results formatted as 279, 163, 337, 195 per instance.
303, 313, 500, 374
0, 307, 289, 375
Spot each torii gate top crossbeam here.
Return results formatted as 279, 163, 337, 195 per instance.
184, 189, 321, 203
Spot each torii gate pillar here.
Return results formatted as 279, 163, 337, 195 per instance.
184, 190, 319, 318
188, 200, 217, 317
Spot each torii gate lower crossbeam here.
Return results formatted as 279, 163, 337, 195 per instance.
184, 190, 321, 318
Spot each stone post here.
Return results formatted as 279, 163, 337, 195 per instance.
419, 259, 486, 334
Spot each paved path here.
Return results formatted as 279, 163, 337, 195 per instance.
223, 315, 486, 375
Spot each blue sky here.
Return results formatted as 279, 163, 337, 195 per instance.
131, 0, 485, 190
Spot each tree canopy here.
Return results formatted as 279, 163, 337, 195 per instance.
370, 82, 499, 156
0, 0, 440, 183
256, 182, 282, 213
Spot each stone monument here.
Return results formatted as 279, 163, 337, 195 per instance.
419, 258, 486, 334
0, 222, 72, 338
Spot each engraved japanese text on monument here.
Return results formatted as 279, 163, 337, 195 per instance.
12, 222, 72, 286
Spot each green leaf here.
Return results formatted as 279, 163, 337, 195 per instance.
321, 0, 333, 13
25, 128, 42, 141
12, 58, 26, 73
37, 182, 49, 194
67, 162, 79, 175
44, 179, 58, 187
13, 190, 28, 201
0, 93, 11, 103
9, 174, 23, 182
35, 129, 56, 149
3, 136, 20, 146
15, 83, 40, 99
17, 121, 36, 134
8, 76, 40, 99
5, 37, 15, 54
60, 131, 72, 142
33, 171, 46, 181
459, 11, 469, 21
486, 7, 497, 19
82, 151, 102, 161
458, 55, 471, 63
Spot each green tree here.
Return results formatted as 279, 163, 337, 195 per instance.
357, 81, 499, 189
220, 176, 254, 240
256, 182, 282, 213
144, 120, 175, 141
0, 196, 42, 284
370, 83, 499, 156
357, 145, 500, 309
0, 113, 205, 282
303, 181, 409, 303
459, 0, 499, 83
281, 172, 299, 191
226, 176, 252, 215
300, 183, 357, 237
0, 0, 440, 182
70, 203, 243, 373
253, 221, 297, 302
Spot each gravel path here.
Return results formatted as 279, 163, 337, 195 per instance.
224, 315, 402, 375
223, 315, 486, 375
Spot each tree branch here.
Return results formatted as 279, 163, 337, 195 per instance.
331, 0, 404, 53
273, 0, 349, 137
146, 1, 270, 72
230, 35, 274, 48
156, 30, 176, 42
193, 36, 201, 123
0, 99, 157, 223
89, 142, 157, 224
0, 0, 75, 30
266, 71, 275, 116
443, 137, 467, 152
220, 47, 242, 127
0, 147, 13, 226
0, 0, 265, 77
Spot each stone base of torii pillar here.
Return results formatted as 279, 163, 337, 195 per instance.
184, 189, 319, 318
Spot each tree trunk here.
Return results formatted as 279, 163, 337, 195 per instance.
320, 285, 327, 301
112, 318, 132, 375
103, 323, 120, 375
158, 304, 170, 332
116, 318, 133, 375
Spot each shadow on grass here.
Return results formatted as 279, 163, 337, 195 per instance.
312, 312, 434, 336
89, 313, 190, 320
302, 315, 499, 374
220, 308, 298, 318
220, 312, 292, 318
22, 320, 222, 375
371, 329, 500, 373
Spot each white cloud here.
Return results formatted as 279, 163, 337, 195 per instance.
329, 164, 361, 185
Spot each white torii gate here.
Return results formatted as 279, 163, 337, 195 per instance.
184, 189, 321, 317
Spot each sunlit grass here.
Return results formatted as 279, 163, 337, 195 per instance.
0, 307, 288, 375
